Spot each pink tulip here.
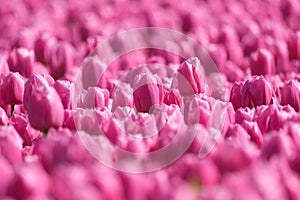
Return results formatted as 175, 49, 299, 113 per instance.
34, 33, 57, 64
83, 87, 109, 109
133, 73, 164, 112
0, 157, 14, 196
0, 72, 24, 107
235, 107, 254, 124
27, 86, 64, 131
281, 80, 300, 111
230, 76, 273, 109
0, 126, 23, 164
250, 49, 275, 75
0, 107, 9, 126
287, 31, 300, 60
52, 164, 102, 200
163, 89, 182, 108
7, 48, 34, 78
225, 124, 251, 145
0, 58, 9, 76
49, 42, 74, 79
23, 73, 55, 110
53, 80, 73, 109
222, 61, 244, 82
10, 162, 50, 199
184, 95, 211, 128
176, 57, 206, 96
112, 82, 133, 111
10, 113, 40, 147
262, 132, 296, 160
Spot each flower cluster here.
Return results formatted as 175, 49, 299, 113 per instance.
0, 0, 300, 199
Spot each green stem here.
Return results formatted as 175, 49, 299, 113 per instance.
10, 104, 15, 117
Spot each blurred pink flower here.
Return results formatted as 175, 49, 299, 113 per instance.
7, 48, 34, 78
0, 72, 24, 105
250, 49, 275, 76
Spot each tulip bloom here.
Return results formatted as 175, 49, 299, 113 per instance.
1, 73, 24, 116
250, 49, 275, 76
54, 80, 73, 109
176, 57, 206, 96
49, 42, 74, 80
133, 73, 164, 113
7, 48, 34, 78
23, 73, 55, 110
27, 86, 64, 132
83, 87, 109, 109
281, 80, 300, 112
230, 76, 273, 109
1, 72, 24, 105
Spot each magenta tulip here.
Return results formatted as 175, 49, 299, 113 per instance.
7, 48, 34, 78
27, 86, 64, 131
281, 80, 300, 111
176, 57, 206, 96
250, 49, 275, 75
0, 126, 23, 164
230, 76, 273, 109
49, 42, 74, 79
53, 80, 73, 109
1, 73, 24, 115
23, 73, 54, 110
0, 58, 9, 76
133, 73, 164, 112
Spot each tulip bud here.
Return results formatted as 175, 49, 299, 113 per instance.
7, 48, 34, 78
23, 73, 55, 110
0, 126, 23, 164
250, 49, 275, 76
111, 82, 133, 111
0, 107, 9, 126
231, 76, 273, 109
54, 80, 73, 109
34, 33, 57, 63
176, 57, 206, 96
184, 95, 211, 128
163, 89, 182, 108
281, 80, 300, 111
27, 86, 64, 131
49, 42, 74, 79
0, 58, 9, 75
287, 31, 300, 60
83, 87, 109, 109
0, 72, 24, 105
133, 73, 164, 112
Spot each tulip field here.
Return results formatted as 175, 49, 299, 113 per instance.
0, 0, 300, 199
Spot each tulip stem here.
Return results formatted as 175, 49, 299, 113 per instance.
10, 104, 15, 117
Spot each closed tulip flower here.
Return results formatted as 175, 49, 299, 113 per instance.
7, 48, 34, 78
176, 57, 206, 96
23, 73, 55, 110
230, 76, 273, 109
1, 72, 24, 105
53, 80, 73, 109
1, 73, 24, 116
133, 73, 164, 113
83, 87, 109, 109
27, 86, 64, 132
49, 42, 74, 80
281, 80, 300, 111
250, 49, 275, 76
